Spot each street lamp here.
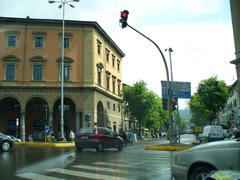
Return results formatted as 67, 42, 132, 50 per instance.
48, 0, 80, 139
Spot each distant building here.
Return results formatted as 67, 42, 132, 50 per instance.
218, 81, 240, 128
0, 16, 125, 140
229, 0, 240, 130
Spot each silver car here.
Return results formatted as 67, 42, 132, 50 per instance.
171, 139, 240, 180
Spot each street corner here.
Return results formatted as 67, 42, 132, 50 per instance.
14, 141, 75, 147
144, 144, 193, 151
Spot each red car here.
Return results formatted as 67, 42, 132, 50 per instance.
75, 127, 124, 152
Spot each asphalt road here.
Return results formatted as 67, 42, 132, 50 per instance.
0, 139, 175, 180
0, 135, 196, 180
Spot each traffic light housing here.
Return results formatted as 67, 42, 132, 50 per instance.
170, 97, 177, 111
120, 10, 129, 28
162, 98, 167, 110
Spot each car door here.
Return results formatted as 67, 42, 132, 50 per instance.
104, 128, 118, 148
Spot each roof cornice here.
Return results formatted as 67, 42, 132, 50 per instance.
0, 16, 125, 57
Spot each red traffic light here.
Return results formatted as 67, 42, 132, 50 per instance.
121, 10, 129, 19
120, 10, 129, 28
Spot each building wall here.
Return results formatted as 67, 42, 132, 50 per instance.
0, 17, 124, 140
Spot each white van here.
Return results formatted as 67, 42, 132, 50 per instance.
199, 125, 224, 143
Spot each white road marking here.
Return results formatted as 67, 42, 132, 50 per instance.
93, 162, 131, 168
47, 168, 131, 180
15, 172, 64, 180
72, 164, 127, 174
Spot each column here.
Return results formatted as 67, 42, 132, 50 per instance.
76, 111, 80, 130
48, 109, 53, 128
20, 110, 26, 141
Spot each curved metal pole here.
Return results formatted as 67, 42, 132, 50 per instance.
126, 23, 173, 144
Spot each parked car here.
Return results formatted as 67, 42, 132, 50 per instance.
199, 125, 224, 143
75, 127, 124, 152
0, 132, 14, 152
7, 135, 21, 142
171, 139, 240, 180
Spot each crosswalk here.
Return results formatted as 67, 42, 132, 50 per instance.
15, 159, 171, 180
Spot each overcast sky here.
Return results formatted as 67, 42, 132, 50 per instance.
0, 0, 236, 109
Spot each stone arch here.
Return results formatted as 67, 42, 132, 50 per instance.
53, 97, 76, 139
97, 101, 104, 127
25, 97, 48, 139
0, 97, 21, 136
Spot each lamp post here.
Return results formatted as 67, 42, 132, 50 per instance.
165, 48, 178, 144
49, 0, 80, 138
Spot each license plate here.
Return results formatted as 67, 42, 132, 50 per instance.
81, 136, 89, 139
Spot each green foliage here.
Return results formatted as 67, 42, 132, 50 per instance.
189, 76, 228, 125
123, 81, 168, 135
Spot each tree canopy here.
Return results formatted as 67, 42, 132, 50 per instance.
189, 76, 228, 125
122, 81, 168, 136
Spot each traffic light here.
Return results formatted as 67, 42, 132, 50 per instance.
162, 98, 167, 110
170, 97, 177, 111
120, 10, 129, 28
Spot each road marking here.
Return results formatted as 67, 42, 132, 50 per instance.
94, 162, 131, 168
16, 172, 64, 180
72, 164, 127, 174
47, 168, 130, 180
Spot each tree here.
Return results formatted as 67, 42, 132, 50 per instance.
123, 81, 168, 137
189, 76, 228, 125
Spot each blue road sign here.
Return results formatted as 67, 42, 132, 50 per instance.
161, 81, 191, 99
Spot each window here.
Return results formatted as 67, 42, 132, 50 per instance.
2, 55, 19, 81
113, 104, 116, 111
117, 80, 121, 96
117, 60, 120, 72
112, 55, 115, 67
106, 49, 110, 63
107, 101, 110, 109
6, 64, 15, 80
97, 40, 102, 55
106, 76, 110, 90
112, 76, 116, 93
35, 36, 43, 48
106, 72, 111, 90
118, 104, 121, 112
32, 32, 46, 48
64, 65, 70, 81
97, 70, 102, 85
58, 32, 72, 49
64, 37, 70, 49
96, 63, 103, 86
8, 35, 17, 47
33, 64, 42, 81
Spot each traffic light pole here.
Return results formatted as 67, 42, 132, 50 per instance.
126, 23, 173, 144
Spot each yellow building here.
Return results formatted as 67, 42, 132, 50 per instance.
0, 16, 125, 141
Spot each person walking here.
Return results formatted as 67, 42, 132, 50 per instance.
69, 130, 75, 141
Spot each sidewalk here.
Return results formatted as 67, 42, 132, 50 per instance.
14, 141, 75, 147
144, 138, 195, 151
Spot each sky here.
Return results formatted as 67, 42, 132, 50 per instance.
0, 0, 236, 109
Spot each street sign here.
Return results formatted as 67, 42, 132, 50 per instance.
161, 81, 191, 99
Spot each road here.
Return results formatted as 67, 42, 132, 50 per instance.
0, 134, 196, 180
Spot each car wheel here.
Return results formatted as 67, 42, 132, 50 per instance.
1, 141, 11, 152
189, 166, 215, 180
117, 142, 123, 151
96, 143, 103, 152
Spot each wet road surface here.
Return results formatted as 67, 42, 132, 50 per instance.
0, 138, 180, 180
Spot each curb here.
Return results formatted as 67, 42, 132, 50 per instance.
144, 144, 192, 151
14, 142, 75, 147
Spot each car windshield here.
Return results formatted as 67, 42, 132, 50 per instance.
77, 128, 96, 135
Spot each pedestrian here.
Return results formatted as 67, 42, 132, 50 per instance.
69, 130, 75, 141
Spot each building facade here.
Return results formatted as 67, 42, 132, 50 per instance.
0, 17, 125, 141
218, 81, 240, 128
